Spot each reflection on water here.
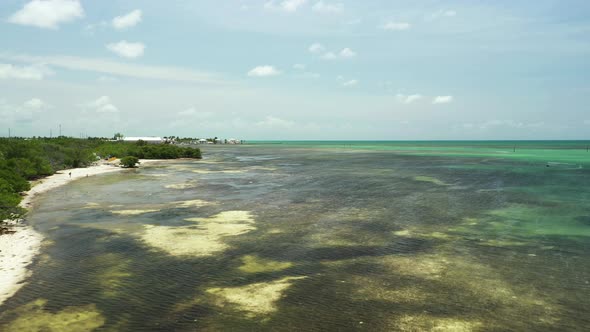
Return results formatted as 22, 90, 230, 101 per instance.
1, 143, 590, 331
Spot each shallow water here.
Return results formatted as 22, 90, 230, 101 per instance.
1, 142, 589, 331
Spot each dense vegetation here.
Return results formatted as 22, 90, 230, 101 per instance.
120, 156, 140, 168
0, 137, 201, 222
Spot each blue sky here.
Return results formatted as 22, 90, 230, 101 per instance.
0, 0, 589, 139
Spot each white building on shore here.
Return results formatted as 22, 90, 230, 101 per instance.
121, 137, 165, 144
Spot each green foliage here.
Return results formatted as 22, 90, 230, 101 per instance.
0, 178, 24, 221
93, 141, 202, 160
120, 156, 140, 168
0, 137, 202, 222
0, 168, 30, 192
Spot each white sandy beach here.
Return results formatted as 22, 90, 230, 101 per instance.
0, 161, 152, 306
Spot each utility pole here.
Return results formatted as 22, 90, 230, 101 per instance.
50, 128, 52, 138
59, 124, 62, 137
8, 128, 10, 138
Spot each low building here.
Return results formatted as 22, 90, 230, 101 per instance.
227, 138, 242, 144
121, 137, 164, 144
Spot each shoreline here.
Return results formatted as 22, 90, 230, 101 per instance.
0, 160, 159, 306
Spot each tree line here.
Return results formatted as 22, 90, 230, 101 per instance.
0, 137, 201, 222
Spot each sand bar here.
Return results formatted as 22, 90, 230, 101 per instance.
0, 160, 157, 306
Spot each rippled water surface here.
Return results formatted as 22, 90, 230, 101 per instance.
1, 142, 590, 331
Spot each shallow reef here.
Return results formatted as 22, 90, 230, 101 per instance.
110, 209, 160, 216
329, 251, 559, 330
238, 255, 294, 274
392, 314, 482, 332
206, 276, 306, 317
0, 299, 105, 332
164, 182, 198, 189
5, 144, 588, 330
413, 176, 449, 186
141, 211, 256, 257
173, 199, 216, 208
93, 253, 132, 298
191, 169, 245, 174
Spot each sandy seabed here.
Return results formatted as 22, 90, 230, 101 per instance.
0, 161, 157, 306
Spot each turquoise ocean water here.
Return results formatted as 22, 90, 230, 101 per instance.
0, 141, 589, 331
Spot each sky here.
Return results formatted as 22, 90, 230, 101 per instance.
0, 0, 589, 140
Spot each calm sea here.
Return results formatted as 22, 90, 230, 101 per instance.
1, 141, 589, 331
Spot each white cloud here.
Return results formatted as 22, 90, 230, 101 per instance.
293, 63, 306, 70
317, 48, 355, 60
264, 0, 307, 12
24, 98, 49, 110
342, 79, 358, 87
83, 21, 108, 34
0, 63, 52, 80
106, 41, 145, 59
257, 116, 294, 128
0, 53, 222, 84
247, 65, 281, 77
300, 72, 320, 78
427, 10, 457, 21
8, 0, 84, 29
0, 98, 47, 125
431, 10, 456, 19
432, 95, 454, 104
312, 1, 342, 14
346, 18, 362, 25
112, 9, 142, 30
85, 96, 119, 113
97, 75, 118, 83
474, 120, 545, 130
381, 21, 411, 31
309, 43, 325, 54
177, 107, 214, 120
178, 107, 196, 116
339, 48, 356, 58
396, 94, 422, 104
321, 52, 337, 60
294, 71, 320, 79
